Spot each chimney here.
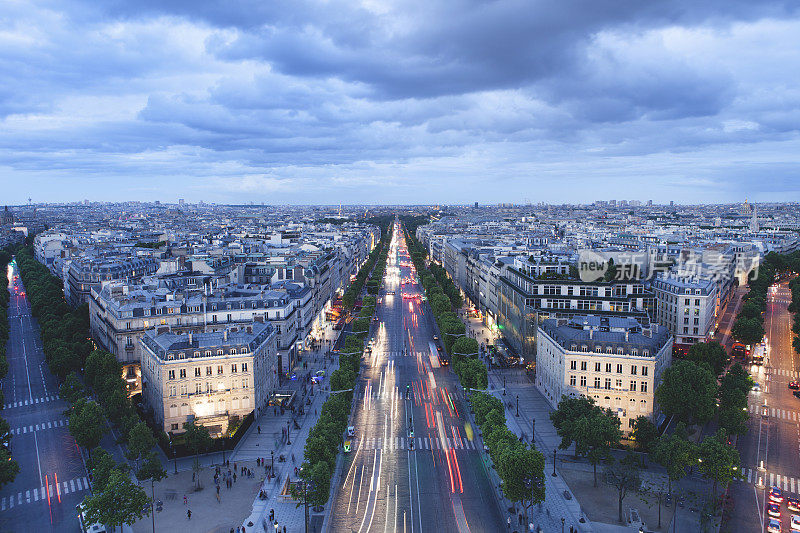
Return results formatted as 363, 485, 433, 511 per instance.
188, 332, 193, 345
589, 328, 593, 339
625, 331, 629, 342
224, 329, 228, 342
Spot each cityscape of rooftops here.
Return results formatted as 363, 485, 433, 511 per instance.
2, 1, 800, 532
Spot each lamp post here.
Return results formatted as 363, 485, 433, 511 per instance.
503, 376, 506, 396
516, 394, 519, 417
552, 449, 557, 477
287, 419, 292, 445
271, 450, 275, 476
531, 418, 535, 444
561, 517, 565, 533
169, 436, 177, 474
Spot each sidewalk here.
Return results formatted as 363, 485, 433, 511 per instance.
233, 322, 346, 533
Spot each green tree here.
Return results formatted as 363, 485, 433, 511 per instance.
183, 421, 212, 489
82, 468, 150, 532
126, 421, 156, 471
655, 360, 717, 426
605, 453, 641, 523
698, 429, 740, 500
496, 445, 546, 525
652, 432, 695, 495
630, 416, 659, 453
59, 372, 86, 404
90, 448, 119, 493
685, 341, 728, 376
573, 409, 622, 487
0, 447, 20, 488
731, 316, 765, 346
550, 395, 600, 451
451, 337, 479, 362
69, 400, 107, 461
137, 452, 167, 522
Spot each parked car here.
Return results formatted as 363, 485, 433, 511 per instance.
791, 514, 800, 532
768, 502, 781, 518
770, 486, 784, 503
789, 381, 800, 390
788, 497, 800, 512
768, 518, 782, 533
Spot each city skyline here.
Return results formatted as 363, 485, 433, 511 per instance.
2, 1, 800, 204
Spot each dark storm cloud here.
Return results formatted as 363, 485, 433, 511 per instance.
1, 0, 799, 203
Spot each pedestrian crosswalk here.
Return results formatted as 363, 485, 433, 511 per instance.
349, 435, 479, 451
9, 419, 67, 435
736, 468, 800, 494
767, 368, 800, 379
748, 404, 800, 422
0, 476, 90, 510
3, 395, 60, 410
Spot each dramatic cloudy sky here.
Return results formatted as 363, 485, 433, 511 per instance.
2, 0, 800, 204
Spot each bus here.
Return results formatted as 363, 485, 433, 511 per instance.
751, 343, 765, 365
431, 340, 449, 366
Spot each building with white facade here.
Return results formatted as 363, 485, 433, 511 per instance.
651, 274, 717, 354
140, 323, 277, 436
536, 316, 673, 432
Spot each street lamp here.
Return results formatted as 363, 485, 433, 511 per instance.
561, 517, 565, 533
287, 419, 292, 445
516, 394, 519, 417
503, 376, 506, 396
552, 449, 557, 477
271, 450, 275, 476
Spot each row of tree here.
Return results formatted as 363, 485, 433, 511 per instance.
298, 227, 391, 506
471, 391, 545, 525
400, 219, 488, 391
655, 342, 753, 436
341, 221, 391, 310
15, 246, 92, 378
0, 245, 22, 487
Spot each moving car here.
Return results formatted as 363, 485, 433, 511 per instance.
768, 518, 781, 533
752, 383, 762, 393
790, 381, 800, 390
77, 503, 108, 533
347, 426, 355, 437
770, 486, 784, 503
792, 515, 800, 532
343, 439, 351, 453
768, 502, 781, 518
788, 497, 800, 512
793, 390, 800, 399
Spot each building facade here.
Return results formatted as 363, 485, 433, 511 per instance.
536, 316, 673, 432
140, 323, 277, 436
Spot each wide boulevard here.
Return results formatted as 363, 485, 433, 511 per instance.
328, 221, 504, 533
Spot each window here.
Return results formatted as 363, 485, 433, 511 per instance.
604, 378, 611, 389
179, 369, 186, 379
615, 379, 622, 389
630, 381, 637, 391
168, 370, 175, 380
217, 365, 224, 375
570, 361, 577, 370
195, 367, 201, 377
580, 376, 586, 387
685, 298, 690, 305
641, 367, 648, 376
217, 350, 224, 355
195, 383, 202, 394
569, 375, 576, 386
206, 366, 213, 376
641, 382, 648, 393
242, 379, 249, 389
594, 377, 601, 388
231, 364, 238, 373
168, 386, 176, 397
171, 423, 179, 431
605, 363, 612, 373
205, 351, 212, 357
595, 362, 601, 372
616, 364, 623, 373
580, 361, 587, 371
206, 382, 212, 393
241, 363, 248, 372
179, 385, 187, 396
695, 299, 700, 306
631, 365, 637, 375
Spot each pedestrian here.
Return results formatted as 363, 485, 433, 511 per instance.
233, 472, 237, 483
187, 509, 192, 520
519, 513, 523, 525
507, 517, 511, 529
283, 527, 286, 533
217, 485, 220, 495
258, 425, 261, 434
234, 462, 237, 471
216, 492, 220, 503
183, 494, 187, 505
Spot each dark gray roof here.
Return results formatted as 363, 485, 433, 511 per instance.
540, 316, 671, 355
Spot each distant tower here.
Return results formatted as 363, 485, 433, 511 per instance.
749, 203, 759, 232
